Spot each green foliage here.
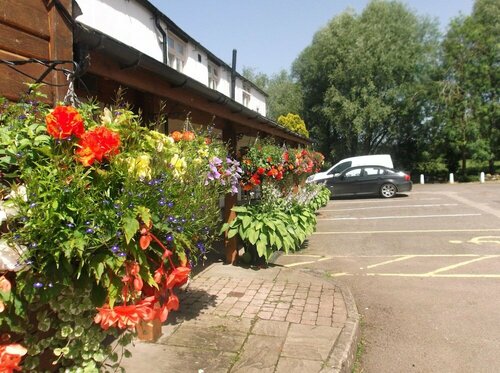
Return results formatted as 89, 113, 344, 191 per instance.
293, 1, 440, 169
0, 93, 239, 370
241, 68, 303, 122
220, 183, 329, 263
277, 113, 309, 138
439, 0, 500, 176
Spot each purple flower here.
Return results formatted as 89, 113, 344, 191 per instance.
111, 245, 120, 253
33, 282, 44, 289
167, 201, 174, 208
166, 234, 173, 242
86, 228, 95, 234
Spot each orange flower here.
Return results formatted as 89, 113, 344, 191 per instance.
182, 131, 195, 141
0, 343, 27, 373
95, 297, 154, 330
170, 131, 183, 142
75, 126, 120, 167
165, 266, 191, 289
166, 293, 179, 311
45, 105, 85, 139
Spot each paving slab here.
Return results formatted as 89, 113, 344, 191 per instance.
230, 334, 284, 373
122, 262, 360, 373
120, 343, 237, 372
275, 357, 324, 373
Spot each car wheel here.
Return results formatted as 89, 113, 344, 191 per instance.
380, 183, 396, 198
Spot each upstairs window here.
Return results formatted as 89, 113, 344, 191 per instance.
167, 34, 186, 72
208, 62, 219, 90
242, 82, 251, 107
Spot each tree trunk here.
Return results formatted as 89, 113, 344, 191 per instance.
489, 159, 495, 174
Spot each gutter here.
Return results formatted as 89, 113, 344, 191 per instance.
74, 23, 311, 144
154, 14, 167, 65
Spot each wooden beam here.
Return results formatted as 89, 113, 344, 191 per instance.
86, 51, 308, 146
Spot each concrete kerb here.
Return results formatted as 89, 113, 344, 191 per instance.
289, 269, 360, 373
321, 279, 360, 373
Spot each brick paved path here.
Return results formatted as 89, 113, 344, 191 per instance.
121, 264, 359, 373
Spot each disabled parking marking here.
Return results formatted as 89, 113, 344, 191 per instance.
469, 236, 500, 245
449, 236, 500, 245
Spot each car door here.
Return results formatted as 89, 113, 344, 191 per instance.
356, 166, 384, 195
327, 167, 363, 196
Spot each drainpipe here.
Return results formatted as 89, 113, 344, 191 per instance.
155, 14, 167, 64
230, 49, 237, 100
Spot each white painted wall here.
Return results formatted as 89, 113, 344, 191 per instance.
75, 0, 163, 62
75, 0, 266, 114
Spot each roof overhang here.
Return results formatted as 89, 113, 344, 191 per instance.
74, 23, 310, 146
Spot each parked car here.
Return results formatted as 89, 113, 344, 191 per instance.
306, 154, 393, 184
325, 165, 412, 198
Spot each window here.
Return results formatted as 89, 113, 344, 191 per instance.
166, 34, 186, 72
329, 161, 352, 175
208, 62, 219, 90
345, 168, 362, 178
364, 167, 382, 176
242, 82, 251, 107
242, 91, 250, 107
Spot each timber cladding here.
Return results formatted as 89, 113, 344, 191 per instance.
0, 0, 73, 102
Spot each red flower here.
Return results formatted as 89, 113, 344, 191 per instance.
0, 343, 27, 373
75, 126, 120, 167
166, 293, 179, 311
250, 174, 261, 186
95, 297, 155, 330
45, 105, 85, 139
257, 167, 265, 175
165, 266, 191, 289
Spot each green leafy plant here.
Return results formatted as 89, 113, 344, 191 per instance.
220, 183, 329, 263
0, 90, 241, 371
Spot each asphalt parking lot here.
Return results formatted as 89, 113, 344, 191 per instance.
274, 182, 500, 373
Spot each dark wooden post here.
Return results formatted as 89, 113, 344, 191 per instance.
222, 122, 238, 264
47, 0, 74, 103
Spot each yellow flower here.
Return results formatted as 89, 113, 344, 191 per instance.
170, 154, 187, 179
100, 107, 113, 125
197, 146, 209, 158
127, 154, 152, 180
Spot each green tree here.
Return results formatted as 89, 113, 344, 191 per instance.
266, 70, 303, 120
293, 1, 439, 168
241, 66, 269, 91
440, 0, 499, 175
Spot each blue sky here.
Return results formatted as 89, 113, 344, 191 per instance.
149, 0, 475, 76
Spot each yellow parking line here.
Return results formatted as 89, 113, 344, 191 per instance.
314, 229, 500, 235
366, 255, 416, 269
366, 273, 500, 279
425, 255, 499, 275
283, 260, 317, 267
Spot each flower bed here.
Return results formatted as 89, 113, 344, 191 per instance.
223, 140, 329, 263
0, 92, 241, 371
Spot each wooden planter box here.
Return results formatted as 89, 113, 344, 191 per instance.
136, 319, 162, 342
